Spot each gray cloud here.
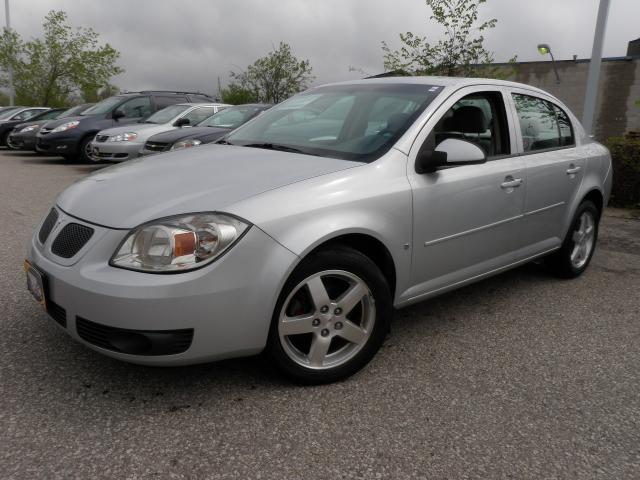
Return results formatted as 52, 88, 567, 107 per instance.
4, 0, 639, 96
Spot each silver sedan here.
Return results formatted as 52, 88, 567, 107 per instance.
26, 77, 612, 383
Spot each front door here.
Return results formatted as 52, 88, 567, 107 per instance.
403, 87, 526, 301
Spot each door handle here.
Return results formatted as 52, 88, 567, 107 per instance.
566, 165, 582, 175
501, 177, 523, 189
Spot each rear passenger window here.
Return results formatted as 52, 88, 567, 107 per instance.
513, 94, 572, 152
554, 105, 574, 146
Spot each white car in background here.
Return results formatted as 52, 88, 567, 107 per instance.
89, 103, 229, 162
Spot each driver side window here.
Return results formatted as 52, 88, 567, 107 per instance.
432, 92, 510, 159
118, 96, 152, 119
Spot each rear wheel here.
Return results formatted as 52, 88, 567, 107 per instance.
266, 247, 392, 384
547, 200, 599, 278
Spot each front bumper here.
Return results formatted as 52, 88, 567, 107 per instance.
90, 140, 143, 162
36, 133, 79, 155
8, 132, 37, 150
27, 208, 298, 366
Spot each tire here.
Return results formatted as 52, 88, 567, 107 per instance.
266, 246, 392, 384
78, 135, 97, 163
0, 131, 9, 148
6, 134, 19, 150
547, 200, 600, 278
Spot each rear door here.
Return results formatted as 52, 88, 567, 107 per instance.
406, 86, 526, 299
507, 90, 584, 257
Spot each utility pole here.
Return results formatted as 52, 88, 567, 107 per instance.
4, 0, 14, 106
582, 0, 610, 136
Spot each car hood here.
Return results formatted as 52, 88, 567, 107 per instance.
42, 115, 84, 128
56, 144, 362, 228
147, 126, 227, 144
13, 120, 42, 130
98, 123, 167, 137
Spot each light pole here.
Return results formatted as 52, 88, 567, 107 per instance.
582, 0, 611, 136
537, 43, 561, 84
4, 0, 13, 106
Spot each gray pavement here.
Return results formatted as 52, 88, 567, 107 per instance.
1, 149, 639, 479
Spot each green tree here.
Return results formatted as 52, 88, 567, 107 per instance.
219, 82, 258, 105
382, 0, 515, 78
0, 10, 123, 106
230, 42, 314, 103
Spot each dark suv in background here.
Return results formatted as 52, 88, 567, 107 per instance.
36, 91, 213, 162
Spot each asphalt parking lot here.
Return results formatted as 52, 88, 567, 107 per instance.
1, 149, 639, 479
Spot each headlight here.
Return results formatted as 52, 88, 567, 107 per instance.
171, 139, 202, 150
110, 213, 250, 273
107, 132, 138, 142
51, 121, 80, 133
20, 124, 40, 133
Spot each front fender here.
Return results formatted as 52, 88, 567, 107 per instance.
228, 149, 414, 302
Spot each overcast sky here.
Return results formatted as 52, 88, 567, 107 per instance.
5, 0, 639, 96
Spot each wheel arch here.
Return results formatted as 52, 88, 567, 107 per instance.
308, 233, 397, 298
582, 188, 604, 216
281, 230, 399, 301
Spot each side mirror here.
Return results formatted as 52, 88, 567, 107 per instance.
112, 109, 125, 120
174, 117, 190, 127
416, 138, 486, 174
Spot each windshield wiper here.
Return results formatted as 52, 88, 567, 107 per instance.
216, 138, 234, 145
243, 143, 306, 154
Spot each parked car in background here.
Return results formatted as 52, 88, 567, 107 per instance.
90, 103, 228, 162
25, 78, 611, 383
0, 107, 50, 146
141, 104, 271, 155
7, 104, 94, 151
35, 91, 213, 163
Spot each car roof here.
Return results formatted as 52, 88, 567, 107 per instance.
230, 103, 272, 108
324, 76, 552, 97
175, 103, 231, 107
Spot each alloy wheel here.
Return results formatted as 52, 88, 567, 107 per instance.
570, 211, 596, 269
278, 270, 375, 370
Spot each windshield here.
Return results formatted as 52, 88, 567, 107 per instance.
144, 104, 190, 124
80, 96, 124, 115
199, 105, 264, 129
225, 83, 443, 162
59, 104, 92, 118
35, 109, 65, 120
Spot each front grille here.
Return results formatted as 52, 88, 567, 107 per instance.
38, 208, 59, 244
46, 300, 67, 327
76, 317, 194, 355
51, 223, 94, 258
95, 135, 109, 143
144, 141, 170, 152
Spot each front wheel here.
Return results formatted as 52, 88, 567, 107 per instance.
266, 247, 392, 384
78, 135, 98, 163
547, 200, 600, 278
